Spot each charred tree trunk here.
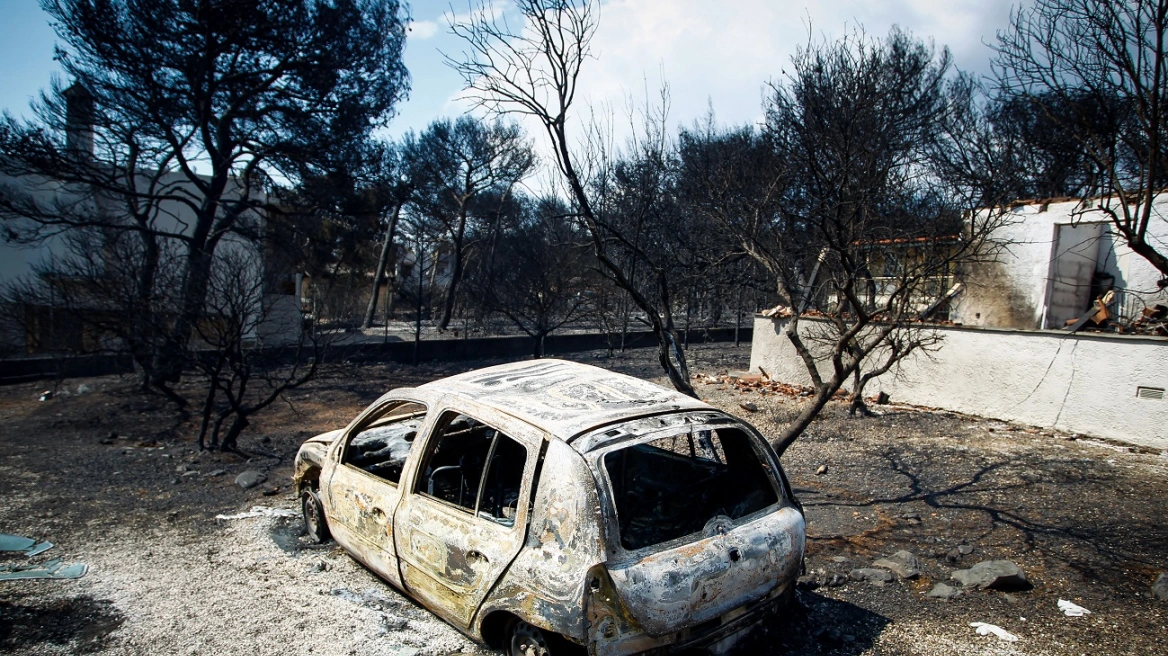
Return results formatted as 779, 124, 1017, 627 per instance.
361, 203, 402, 329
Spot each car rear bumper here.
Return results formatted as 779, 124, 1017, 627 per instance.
591, 582, 795, 656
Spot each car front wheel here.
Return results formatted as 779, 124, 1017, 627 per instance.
301, 488, 329, 543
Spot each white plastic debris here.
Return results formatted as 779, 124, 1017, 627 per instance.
1058, 599, 1092, 617
970, 622, 1020, 642
214, 506, 297, 520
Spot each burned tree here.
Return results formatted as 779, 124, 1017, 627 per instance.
993, 0, 1168, 276
0, 0, 410, 389
680, 29, 1013, 455
467, 195, 593, 355
191, 244, 327, 452
406, 116, 535, 332
448, 0, 701, 396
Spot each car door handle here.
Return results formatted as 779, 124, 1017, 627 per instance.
371, 507, 388, 523
467, 549, 488, 564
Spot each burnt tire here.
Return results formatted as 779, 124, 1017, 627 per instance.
301, 488, 329, 543
506, 619, 553, 656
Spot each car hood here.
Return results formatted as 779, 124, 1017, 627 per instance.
303, 429, 342, 446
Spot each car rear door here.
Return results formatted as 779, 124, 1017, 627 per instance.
394, 402, 540, 629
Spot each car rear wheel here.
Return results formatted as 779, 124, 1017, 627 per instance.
507, 619, 552, 656
301, 488, 329, 543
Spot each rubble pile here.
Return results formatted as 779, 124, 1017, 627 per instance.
1126, 303, 1168, 336
698, 372, 850, 400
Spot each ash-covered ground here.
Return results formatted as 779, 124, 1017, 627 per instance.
1, 343, 1165, 655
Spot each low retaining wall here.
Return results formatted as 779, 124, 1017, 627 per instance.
750, 316, 1167, 450
0, 327, 752, 385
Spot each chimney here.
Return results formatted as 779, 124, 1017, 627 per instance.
62, 82, 94, 158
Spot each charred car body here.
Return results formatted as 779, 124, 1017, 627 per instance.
294, 360, 805, 655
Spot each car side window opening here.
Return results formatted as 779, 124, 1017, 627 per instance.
343, 401, 427, 484
603, 426, 778, 551
416, 412, 527, 527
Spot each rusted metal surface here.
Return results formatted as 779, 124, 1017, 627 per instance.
603, 507, 804, 636
477, 439, 605, 641
292, 360, 806, 654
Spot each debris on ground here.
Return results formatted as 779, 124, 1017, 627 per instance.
0, 557, 88, 581
951, 560, 1029, 590
0, 533, 53, 556
1058, 599, 1091, 616
970, 622, 1020, 642
214, 506, 297, 520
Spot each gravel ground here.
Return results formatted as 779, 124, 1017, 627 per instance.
1, 343, 1166, 655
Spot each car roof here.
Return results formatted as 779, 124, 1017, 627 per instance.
416, 359, 712, 444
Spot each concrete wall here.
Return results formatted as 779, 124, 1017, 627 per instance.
750, 315, 1168, 450
953, 196, 1168, 329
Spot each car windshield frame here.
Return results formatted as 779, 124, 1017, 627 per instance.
587, 412, 787, 559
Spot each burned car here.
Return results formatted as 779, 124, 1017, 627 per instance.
294, 360, 805, 655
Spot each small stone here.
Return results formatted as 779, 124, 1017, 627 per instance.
306, 561, 328, 573
827, 573, 847, 587
831, 556, 848, 563
262, 486, 280, 496
946, 549, 962, 563
76, 384, 91, 394
849, 568, 894, 583
951, 560, 1029, 590
235, 470, 267, 489
739, 401, 759, 412
182, 470, 200, 477
957, 544, 974, 555
815, 465, 828, 476
1153, 573, 1168, 601
176, 464, 189, 473
207, 469, 227, 477
927, 583, 963, 599
875, 391, 890, 405
873, 550, 922, 579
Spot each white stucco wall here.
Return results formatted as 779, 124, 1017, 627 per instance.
751, 316, 1168, 450
952, 196, 1168, 329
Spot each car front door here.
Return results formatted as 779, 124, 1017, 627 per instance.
394, 404, 539, 629
324, 398, 430, 589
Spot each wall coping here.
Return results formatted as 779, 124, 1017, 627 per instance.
754, 313, 1168, 346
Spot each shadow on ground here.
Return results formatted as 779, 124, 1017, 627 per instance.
736, 590, 890, 655
0, 593, 124, 653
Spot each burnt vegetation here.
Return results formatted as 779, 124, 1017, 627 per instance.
2, 0, 1166, 454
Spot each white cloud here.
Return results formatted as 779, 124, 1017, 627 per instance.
409, 19, 439, 40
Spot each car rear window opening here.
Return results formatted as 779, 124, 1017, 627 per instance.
602, 427, 778, 551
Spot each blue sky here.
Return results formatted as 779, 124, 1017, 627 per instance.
1, 0, 1017, 151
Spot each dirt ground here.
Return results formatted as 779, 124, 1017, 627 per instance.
1, 343, 1166, 655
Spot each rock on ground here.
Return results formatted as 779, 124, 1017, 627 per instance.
926, 583, 963, 600
849, 568, 894, 583
872, 551, 921, 580
951, 560, 1029, 590
1154, 573, 1168, 601
234, 470, 266, 489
